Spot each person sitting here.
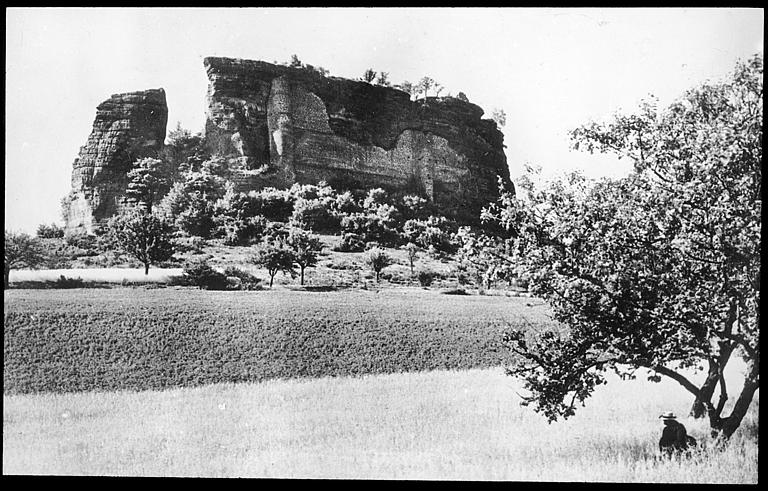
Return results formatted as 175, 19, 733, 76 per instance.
659, 411, 697, 457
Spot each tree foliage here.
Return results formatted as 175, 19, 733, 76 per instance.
4, 231, 46, 288
484, 54, 761, 439
106, 209, 175, 275
250, 231, 296, 288
125, 157, 170, 212
287, 227, 323, 285
362, 68, 377, 83
366, 248, 392, 283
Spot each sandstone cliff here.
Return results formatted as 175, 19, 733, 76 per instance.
64, 89, 168, 233
204, 57, 510, 222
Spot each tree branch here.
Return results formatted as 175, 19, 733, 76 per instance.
650, 364, 701, 398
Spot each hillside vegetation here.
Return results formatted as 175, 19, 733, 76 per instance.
3, 288, 549, 395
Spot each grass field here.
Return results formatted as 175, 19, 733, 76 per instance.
3, 287, 758, 481
2, 365, 758, 481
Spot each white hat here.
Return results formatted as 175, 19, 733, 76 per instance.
659, 411, 677, 420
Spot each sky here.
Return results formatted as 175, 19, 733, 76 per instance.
5, 7, 764, 233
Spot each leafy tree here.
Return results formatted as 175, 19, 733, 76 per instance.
4, 231, 46, 288
106, 209, 175, 275
434, 83, 444, 97
250, 236, 296, 288
487, 55, 761, 440
376, 71, 391, 87
289, 54, 303, 68
396, 81, 417, 100
456, 92, 469, 103
159, 163, 227, 238
126, 158, 169, 212
417, 76, 436, 99
287, 227, 323, 285
36, 223, 65, 239
402, 242, 420, 279
491, 108, 507, 127
366, 248, 391, 283
362, 68, 377, 83
453, 226, 510, 291
162, 122, 207, 175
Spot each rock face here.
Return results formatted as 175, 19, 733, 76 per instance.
204, 57, 511, 222
64, 89, 168, 233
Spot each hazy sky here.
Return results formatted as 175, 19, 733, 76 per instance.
5, 7, 763, 232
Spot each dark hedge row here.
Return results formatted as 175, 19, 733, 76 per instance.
3, 289, 549, 395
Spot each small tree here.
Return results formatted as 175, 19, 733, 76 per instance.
125, 157, 169, 212
366, 248, 391, 283
287, 227, 323, 285
289, 54, 303, 68
107, 209, 175, 275
402, 242, 419, 279
456, 92, 469, 102
397, 81, 416, 100
36, 223, 65, 239
376, 71, 390, 87
250, 237, 296, 288
491, 108, 507, 127
362, 68, 377, 83
417, 76, 436, 99
4, 231, 46, 288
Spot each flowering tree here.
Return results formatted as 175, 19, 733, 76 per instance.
486, 55, 761, 440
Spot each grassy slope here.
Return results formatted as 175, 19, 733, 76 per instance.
4, 288, 548, 394
2, 366, 758, 481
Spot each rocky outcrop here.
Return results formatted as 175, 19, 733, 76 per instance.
64, 89, 168, 233
204, 57, 510, 222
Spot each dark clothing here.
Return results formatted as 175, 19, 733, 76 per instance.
659, 420, 695, 456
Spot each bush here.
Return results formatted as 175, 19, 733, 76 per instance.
218, 215, 268, 246
417, 270, 434, 287
182, 259, 229, 290
64, 231, 98, 251
222, 266, 263, 290
333, 233, 366, 253
36, 223, 65, 239
54, 275, 86, 289
290, 197, 340, 232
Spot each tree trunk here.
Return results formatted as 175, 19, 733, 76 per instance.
144, 262, 150, 275
4, 266, 10, 289
269, 273, 275, 288
720, 360, 759, 439
300, 266, 305, 286
690, 360, 720, 418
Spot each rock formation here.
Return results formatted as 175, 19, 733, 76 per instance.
65, 58, 511, 231
64, 89, 168, 233
204, 57, 510, 222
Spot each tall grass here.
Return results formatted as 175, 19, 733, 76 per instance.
3, 365, 757, 481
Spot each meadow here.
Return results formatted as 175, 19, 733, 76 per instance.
3, 365, 758, 481
4, 288, 545, 394
3, 288, 758, 481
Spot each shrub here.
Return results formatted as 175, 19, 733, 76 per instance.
36, 223, 65, 239
218, 215, 268, 246
64, 230, 98, 251
417, 270, 434, 287
182, 259, 229, 290
401, 216, 457, 254
365, 248, 391, 282
222, 266, 262, 290
290, 197, 340, 232
333, 233, 366, 253
54, 275, 86, 289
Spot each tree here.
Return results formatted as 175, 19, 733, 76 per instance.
36, 223, 65, 239
106, 210, 175, 275
287, 227, 323, 285
362, 68, 377, 83
491, 108, 507, 127
366, 248, 391, 283
376, 71, 391, 87
434, 83, 444, 97
250, 236, 296, 288
397, 81, 416, 100
402, 242, 419, 279
4, 231, 46, 288
486, 55, 761, 440
125, 157, 169, 212
457, 92, 469, 103
417, 76, 436, 99
289, 54, 303, 68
